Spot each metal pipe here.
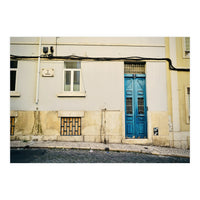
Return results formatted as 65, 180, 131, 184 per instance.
100, 108, 107, 143
100, 109, 103, 143
35, 37, 41, 105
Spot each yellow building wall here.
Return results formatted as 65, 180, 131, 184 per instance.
176, 37, 190, 67
165, 38, 173, 121
177, 72, 190, 131
176, 37, 190, 131
165, 37, 190, 133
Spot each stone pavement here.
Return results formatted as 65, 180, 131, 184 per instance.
10, 140, 190, 158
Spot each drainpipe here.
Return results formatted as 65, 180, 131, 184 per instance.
100, 109, 103, 143
100, 108, 107, 143
35, 37, 41, 105
32, 37, 42, 136
103, 108, 107, 143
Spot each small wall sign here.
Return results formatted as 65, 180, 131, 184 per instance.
153, 127, 159, 136
41, 68, 54, 77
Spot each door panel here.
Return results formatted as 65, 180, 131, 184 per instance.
134, 75, 147, 138
124, 76, 134, 138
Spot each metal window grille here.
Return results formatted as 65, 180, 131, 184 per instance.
60, 117, 81, 136
10, 117, 15, 136
138, 98, 144, 114
124, 62, 145, 74
126, 98, 133, 114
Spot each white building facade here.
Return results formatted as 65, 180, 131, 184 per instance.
10, 37, 189, 148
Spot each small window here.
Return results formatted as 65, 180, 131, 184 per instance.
185, 86, 190, 124
60, 117, 81, 136
10, 61, 18, 91
64, 62, 81, 92
10, 117, 15, 136
183, 37, 190, 58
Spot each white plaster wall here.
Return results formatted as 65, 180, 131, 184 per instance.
146, 62, 168, 111
10, 45, 39, 57
10, 37, 165, 58
37, 61, 124, 111
81, 61, 124, 111
10, 37, 167, 113
10, 61, 37, 110
10, 60, 124, 111
11, 37, 165, 46
38, 61, 63, 109
10, 37, 40, 44
56, 37, 165, 46
10, 45, 165, 58
11, 60, 168, 114
57, 45, 165, 58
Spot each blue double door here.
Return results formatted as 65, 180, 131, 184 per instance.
124, 74, 147, 139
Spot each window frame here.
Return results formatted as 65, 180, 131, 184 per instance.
182, 37, 190, 58
10, 116, 15, 136
63, 68, 81, 92
185, 85, 190, 124
10, 60, 20, 97
57, 61, 86, 97
63, 61, 81, 92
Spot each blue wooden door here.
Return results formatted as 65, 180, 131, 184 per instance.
124, 74, 147, 138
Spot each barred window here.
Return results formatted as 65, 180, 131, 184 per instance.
124, 62, 145, 74
10, 117, 15, 136
60, 117, 81, 136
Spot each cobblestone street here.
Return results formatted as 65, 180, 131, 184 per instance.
10, 148, 189, 163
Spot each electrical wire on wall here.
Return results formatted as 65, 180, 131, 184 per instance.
10, 54, 190, 72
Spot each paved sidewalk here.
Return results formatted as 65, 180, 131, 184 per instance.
10, 140, 190, 158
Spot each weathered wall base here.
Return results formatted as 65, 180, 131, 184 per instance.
10, 110, 190, 149
10, 110, 123, 144
169, 131, 190, 149
149, 111, 170, 147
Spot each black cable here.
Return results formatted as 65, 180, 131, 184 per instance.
10, 54, 190, 71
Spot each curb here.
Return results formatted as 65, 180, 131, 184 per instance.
10, 141, 190, 158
